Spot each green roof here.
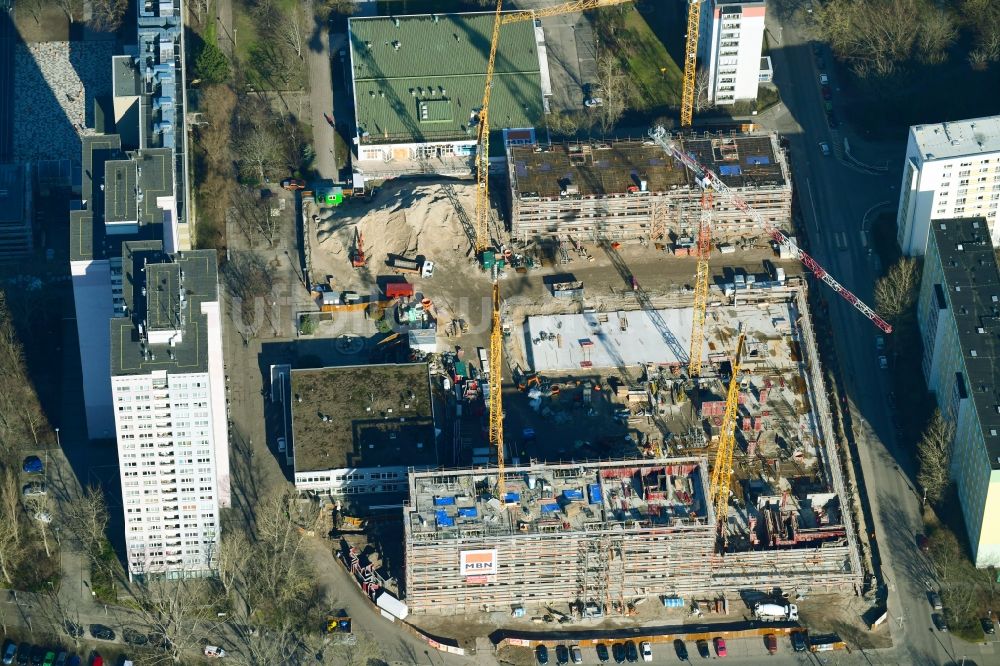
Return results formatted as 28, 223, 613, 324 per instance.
349, 13, 544, 145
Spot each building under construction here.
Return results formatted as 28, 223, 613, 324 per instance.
506, 132, 791, 243
403, 282, 863, 615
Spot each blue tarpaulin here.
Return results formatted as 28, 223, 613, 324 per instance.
563, 489, 584, 502
719, 165, 742, 176
588, 483, 602, 504
458, 507, 478, 518
434, 496, 456, 506
505, 492, 521, 503
541, 503, 561, 514
436, 510, 455, 526
746, 155, 770, 165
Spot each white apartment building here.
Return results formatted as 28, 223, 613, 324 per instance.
896, 115, 1000, 256
700, 0, 767, 105
111, 241, 229, 580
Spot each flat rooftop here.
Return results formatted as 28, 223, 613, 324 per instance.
104, 159, 138, 224
111, 241, 217, 376
291, 363, 437, 473
407, 458, 713, 541
912, 115, 1000, 161
349, 12, 544, 145
930, 217, 1000, 468
522, 301, 795, 372
509, 135, 786, 198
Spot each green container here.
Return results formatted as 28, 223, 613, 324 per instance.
481, 250, 495, 269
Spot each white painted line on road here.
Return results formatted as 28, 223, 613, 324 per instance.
806, 178, 820, 233
860, 231, 868, 248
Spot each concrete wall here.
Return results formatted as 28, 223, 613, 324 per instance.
71, 259, 115, 440
202, 299, 230, 508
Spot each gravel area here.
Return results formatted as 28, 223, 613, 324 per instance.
13, 41, 113, 162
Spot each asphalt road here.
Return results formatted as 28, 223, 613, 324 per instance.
763, 8, 998, 666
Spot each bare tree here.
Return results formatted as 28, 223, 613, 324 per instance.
917, 6, 957, 64
0, 469, 23, 584
917, 410, 955, 505
694, 67, 715, 113
229, 186, 281, 247
235, 122, 284, 184
814, 0, 922, 77
595, 53, 626, 135
280, 6, 306, 61
90, 0, 128, 31
874, 257, 921, 322
62, 485, 109, 563
52, 0, 82, 23
128, 574, 225, 663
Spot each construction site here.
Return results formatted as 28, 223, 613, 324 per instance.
506, 133, 792, 244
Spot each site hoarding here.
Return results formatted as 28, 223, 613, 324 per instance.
460, 549, 498, 577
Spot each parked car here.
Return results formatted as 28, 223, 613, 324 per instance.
122, 628, 148, 646
52, 654, 67, 666
933, 613, 949, 632
876, 335, 886, 351
822, 86, 832, 100
65, 657, 80, 666
22, 482, 46, 497
277, 437, 286, 453
90, 656, 103, 666
624, 641, 638, 663
817, 56, 826, 69
673, 640, 688, 661
203, 646, 227, 658
764, 633, 778, 654
15, 643, 29, 666
714, 637, 727, 657
280, 178, 306, 191
29, 647, 44, 666
612, 643, 626, 663
2, 641, 16, 666
879, 355, 888, 370
22, 456, 43, 473
570, 645, 583, 665
827, 112, 838, 128
640, 641, 652, 662
595, 643, 610, 663
819, 142, 831, 157
41, 653, 55, 666
64, 621, 84, 638
536, 645, 549, 665
819, 73, 830, 85
695, 639, 709, 658
929, 591, 944, 610
790, 631, 807, 652
555, 645, 569, 665
584, 97, 603, 107
89, 624, 115, 641
982, 617, 996, 635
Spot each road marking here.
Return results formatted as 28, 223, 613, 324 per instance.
805, 178, 820, 233
860, 231, 868, 248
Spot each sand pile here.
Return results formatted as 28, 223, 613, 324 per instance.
314, 180, 476, 269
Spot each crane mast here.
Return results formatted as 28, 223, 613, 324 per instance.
680, 0, 702, 127
688, 190, 713, 377
489, 283, 505, 501
501, 0, 633, 24
648, 126, 892, 334
473, 0, 505, 255
710, 332, 745, 529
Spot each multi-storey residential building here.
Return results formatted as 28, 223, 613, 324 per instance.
700, 0, 767, 105
111, 240, 229, 579
917, 217, 1000, 567
71, 0, 190, 440
896, 116, 1000, 256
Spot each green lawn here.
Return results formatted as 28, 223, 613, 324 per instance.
233, 0, 306, 90
616, 8, 683, 111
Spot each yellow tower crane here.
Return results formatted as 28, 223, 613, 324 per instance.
709, 331, 745, 535
687, 189, 712, 377
475, 0, 633, 501
473, 0, 634, 255
680, 0, 702, 128
489, 283, 506, 500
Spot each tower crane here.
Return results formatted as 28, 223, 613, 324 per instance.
710, 331, 745, 531
688, 190, 712, 377
475, 0, 633, 502
473, 0, 634, 255
648, 125, 893, 334
680, 0, 702, 128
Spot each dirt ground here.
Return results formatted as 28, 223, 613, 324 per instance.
14, 6, 71, 42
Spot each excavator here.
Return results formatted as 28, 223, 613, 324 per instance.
351, 228, 366, 268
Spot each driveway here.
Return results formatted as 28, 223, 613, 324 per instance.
306, 0, 337, 179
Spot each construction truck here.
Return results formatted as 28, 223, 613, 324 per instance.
351, 229, 366, 268
754, 602, 799, 622
386, 254, 424, 275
